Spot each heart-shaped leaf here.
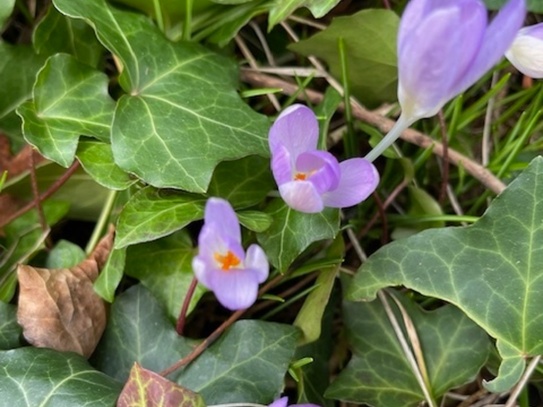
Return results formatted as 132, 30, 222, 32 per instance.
53, 0, 269, 192
348, 157, 543, 392
0, 302, 21, 350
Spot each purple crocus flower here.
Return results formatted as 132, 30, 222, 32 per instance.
269, 104, 379, 213
506, 23, 543, 78
269, 397, 319, 407
365, 0, 525, 162
398, 0, 525, 121
192, 198, 268, 311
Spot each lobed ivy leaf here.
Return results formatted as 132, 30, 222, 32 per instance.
348, 157, 543, 392
115, 186, 205, 248
0, 347, 122, 406
268, 0, 341, 28
484, 0, 543, 12
257, 199, 340, 272
118, 363, 206, 407
33, 6, 103, 66
237, 210, 273, 233
124, 231, 205, 321
91, 284, 196, 382
77, 141, 137, 191
46, 240, 86, 269
0, 0, 14, 30
53, 0, 269, 192
17, 53, 115, 167
177, 320, 298, 403
290, 9, 399, 107
326, 292, 490, 407
93, 247, 126, 303
0, 302, 21, 350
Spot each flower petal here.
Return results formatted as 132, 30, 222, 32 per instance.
245, 244, 269, 283
204, 198, 241, 243
271, 143, 294, 186
279, 181, 324, 213
296, 150, 341, 193
322, 158, 379, 208
269, 104, 319, 159
269, 397, 289, 407
208, 269, 260, 310
192, 256, 212, 288
506, 24, 543, 78
457, 0, 525, 94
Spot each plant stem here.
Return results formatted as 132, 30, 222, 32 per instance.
176, 276, 198, 335
183, 0, 193, 41
365, 113, 412, 162
85, 189, 117, 255
338, 37, 356, 157
29, 151, 51, 248
152, 0, 165, 32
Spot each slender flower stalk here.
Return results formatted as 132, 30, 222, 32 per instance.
192, 198, 269, 311
365, 0, 525, 163
269, 104, 379, 213
506, 23, 543, 78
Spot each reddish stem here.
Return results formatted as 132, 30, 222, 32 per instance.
176, 276, 198, 335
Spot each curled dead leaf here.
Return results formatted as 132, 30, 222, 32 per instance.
17, 227, 114, 358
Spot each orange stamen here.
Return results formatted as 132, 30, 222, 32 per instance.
294, 172, 307, 181
214, 251, 241, 270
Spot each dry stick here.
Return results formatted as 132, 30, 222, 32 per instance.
176, 276, 199, 335
29, 151, 51, 248
240, 70, 506, 195
504, 355, 542, 407
0, 160, 81, 229
160, 274, 284, 377
437, 111, 450, 205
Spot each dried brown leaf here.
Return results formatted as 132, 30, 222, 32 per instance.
17, 227, 114, 357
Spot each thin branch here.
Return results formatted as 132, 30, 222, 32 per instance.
29, 150, 51, 248
504, 355, 542, 407
240, 70, 506, 195
437, 111, 450, 205
176, 276, 199, 335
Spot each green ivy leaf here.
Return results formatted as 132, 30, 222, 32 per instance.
207, 155, 274, 209
17, 53, 115, 167
54, 0, 269, 192
0, 347, 122, 405
33, 6, 103, 66
125, 231, 205, 321
257, 199, 339, 272
326, 292, 491, 406
177, 320, 298, 403
348, 157, 543, 392
0, 0, 15, 29
77, 141, 136, 190
484, 0, 543, 12
290, 9, 399, 107
0, 302, 21, 350
118, 363, 206, 407
46, 240, 86, 269
115, 187, 205, 248
94, 247, 126, 303
268, 0, 341, 28
237, 210, 272, 233
91, 285, 196, 382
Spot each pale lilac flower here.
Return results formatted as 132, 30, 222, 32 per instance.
269, 104, 379, 213
398, 0, 525, 121
269, 396, 319, 407
192, 198, 268, 311
506, 23, 543, 78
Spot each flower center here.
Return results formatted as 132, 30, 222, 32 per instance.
294, 170, 315, 181
214, 251, 241, 271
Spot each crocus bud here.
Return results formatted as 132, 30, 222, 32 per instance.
398, 0, 525, 122
506, 23, 543, 78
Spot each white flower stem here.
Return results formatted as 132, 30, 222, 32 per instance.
364, 113, 413, 162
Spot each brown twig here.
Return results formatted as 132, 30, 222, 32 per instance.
176, 276, 198, 335
240, 70, 506, 195
29, 151, 51, 248
160, 274, 284, 377
0, 160, 80, 229
437, 111, 450, 205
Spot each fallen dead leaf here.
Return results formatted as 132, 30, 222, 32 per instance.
17, 226, 114, 358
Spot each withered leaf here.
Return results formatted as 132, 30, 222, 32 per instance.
17, 227, 114, 358
117, 363, 205, 407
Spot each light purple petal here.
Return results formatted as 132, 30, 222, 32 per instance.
204, 198, 241, 243
322, 158, 379, 208
456, 0, 525, 94
506, 23, 543, 78
192, 256, 212, 288
208, 269, 260, 310
197, 224, 245, 266
291, 404, 321, 407
398, 0, 431, 52
271, 143, 294, 186
269, 104, 319, 159
279, 181, 324, 213
295, 150, 341, 194
245, 244, 269, 283
269, 397, 289, 407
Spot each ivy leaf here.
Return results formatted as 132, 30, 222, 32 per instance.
77, 141, 136, 190
177, 320, 298, 403
237, 210, 273, 233
93, 247, 126, 303
0, 347, 122, 405
53, 0, 269, 193
0, 0, 14, 29
257, 199, 339, 272
290, 9, 399, 107
17, 53, 115, 167
348, 157, 543, 392
118, 363, 205, 407
326, 292, 491, 407
268, 0, 341, 28
125, 231, 205, 321
46, 239, 86, 269
115, 187, 205, 248
484, 0, 543, 12
0, 302, 21, 350
33, 6, 103, 66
